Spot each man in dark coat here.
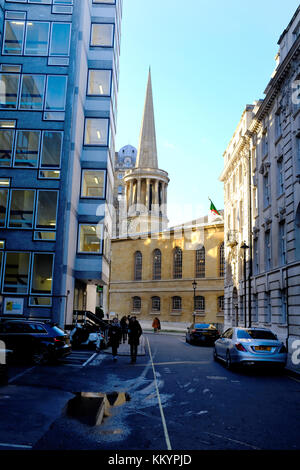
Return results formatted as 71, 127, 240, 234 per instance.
128, 316, 142, 363
109, 317, 122, 361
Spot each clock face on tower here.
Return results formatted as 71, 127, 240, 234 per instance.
124, 157, 132, 167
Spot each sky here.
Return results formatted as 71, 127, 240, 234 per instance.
115, 0, 300, 227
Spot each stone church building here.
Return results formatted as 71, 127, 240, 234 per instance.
109, 71, 224, 326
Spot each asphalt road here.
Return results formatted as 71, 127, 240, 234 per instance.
1, 332, 300, 452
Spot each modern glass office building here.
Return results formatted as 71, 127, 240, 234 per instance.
0, 0, 122, 326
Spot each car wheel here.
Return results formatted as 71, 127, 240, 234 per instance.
31, 346, 49, 365
225, 351, 232, 370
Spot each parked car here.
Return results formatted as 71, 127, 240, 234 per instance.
186, 323, 220, 345
0, 319, 71, 365
213, 327, 287, 369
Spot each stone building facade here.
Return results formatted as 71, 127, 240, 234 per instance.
220, 5, 300, 371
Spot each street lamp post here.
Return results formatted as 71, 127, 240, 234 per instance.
192, 280, 197, 323
241, 242, 249, 328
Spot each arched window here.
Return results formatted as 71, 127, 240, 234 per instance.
134, 251, 142, 280
172, 296, 182, 311
173, 247, 182, 279
153, 249, 161, 280
219, 242, 225, 277
195, 246, 205, 278
132, 296, 141, 312
194, 295, 205, 312
151, 296, 160, 312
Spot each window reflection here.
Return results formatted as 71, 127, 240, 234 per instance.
91, 24, 114, 46
0, 74, 20, 109
3, 252, 30, 294
20, 75, 45, 110
3, 20, 25, 55
36, 190, 58, 229
45, 76, 67, 111
8, 189, 35, 228
14, 130, 40, 167
25, 22, 49, 55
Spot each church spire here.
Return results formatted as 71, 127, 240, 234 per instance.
135, 68, 158, 169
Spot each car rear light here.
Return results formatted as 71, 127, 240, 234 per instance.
191, 329, 196, 333
54, 337, 64, 343
279, 344, 287, 353
235, 343, 247, 352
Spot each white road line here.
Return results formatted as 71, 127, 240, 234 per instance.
8, 367, 36, 384
287, 375, 300, 383
0, 442, 32, 449
204, 432, 261, 450
146, 337, 172, 451
81, 352, 98, 368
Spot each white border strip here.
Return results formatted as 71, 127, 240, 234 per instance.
8, 367, 36, 384
146, 337, 172, 451
0, 443, 32, 449
81, 352, 98, 368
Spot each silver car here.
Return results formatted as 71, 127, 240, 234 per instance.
213, 327, 287, 369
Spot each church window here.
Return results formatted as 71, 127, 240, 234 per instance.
132, 296, 141, 312
153, 249, 161, 280
172, 296, 182, 311
173, 247, 182, 279
151, 296, 160, 312
194, 295, 205, 312
134, 251, 142, 281
195, 246, 205, 278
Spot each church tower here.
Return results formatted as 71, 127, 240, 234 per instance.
123, 70, 169, 235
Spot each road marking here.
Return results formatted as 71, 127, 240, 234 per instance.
204, 432, 261, 450
8, 367, 36, 384
134, 361, 209, 367
146, 337, 172, 451
206, 376, 227, 380
287, 375, 300, 383
0, 442, 32, 449
81, 352, 98, 368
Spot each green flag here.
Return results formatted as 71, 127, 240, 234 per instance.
209, 199, 221, 216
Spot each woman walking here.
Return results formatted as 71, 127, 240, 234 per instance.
152, 317, 161, 333
120, 315, 129, 343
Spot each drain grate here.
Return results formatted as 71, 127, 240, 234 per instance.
67, 391, 130, 427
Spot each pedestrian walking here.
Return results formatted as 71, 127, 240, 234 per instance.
152, 317, 161, 333
128, 316, 142, 364
120, 315, 129, 343
108, 317, 122, 361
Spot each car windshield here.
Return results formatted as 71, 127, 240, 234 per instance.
51, 326, 65, 336
237, 329, 277, 340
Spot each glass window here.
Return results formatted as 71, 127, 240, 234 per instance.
29, 297, 52, 306
87, 70, 111, 96
79, 224, 102, 253
84, 118, 109, 146
151, 296, 160, 312
31, 253, 54, 295
53, 0, 73, 4
28, 0, 52, 3
3, 252, 30, 294
0, 189, 8, 227
8, 189, 35, 228
219, 242, 225, 277
36, 191, 58, 229
14, 130, 40, 167
237, 329, 277, 340
50, 23, 71, 56
40, 131, 62, 168
194, 296, 205, 311
218, 296, 224, 312
277, 159, 284, 196
153, 249, 161, 280
0, 74, 20, 109
0, 129, 14, 166
93, 0, 115, 3
173, 247, 182, 279
34, 231, 56, 241
90, 23, 114, 47
81, 170, 105, 198
265, 231, 271, 270
20, 75, 45, 110
172, 296, 182, 311
45, 76, 67, 111
134, 251, 142, 281
3, 20, 25, 55
279, 222, 286, 265
132, 296, 141, 312
195, 246, 205, 278
25, 22, 49, 55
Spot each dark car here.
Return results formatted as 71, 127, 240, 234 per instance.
0, 319, 71, 365
186, 323, 220, 345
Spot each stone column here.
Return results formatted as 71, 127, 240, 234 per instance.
154, 180, 159, 214
146, 178, 150, 211
137, 179, 141, 206
129, 180, 133, 208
